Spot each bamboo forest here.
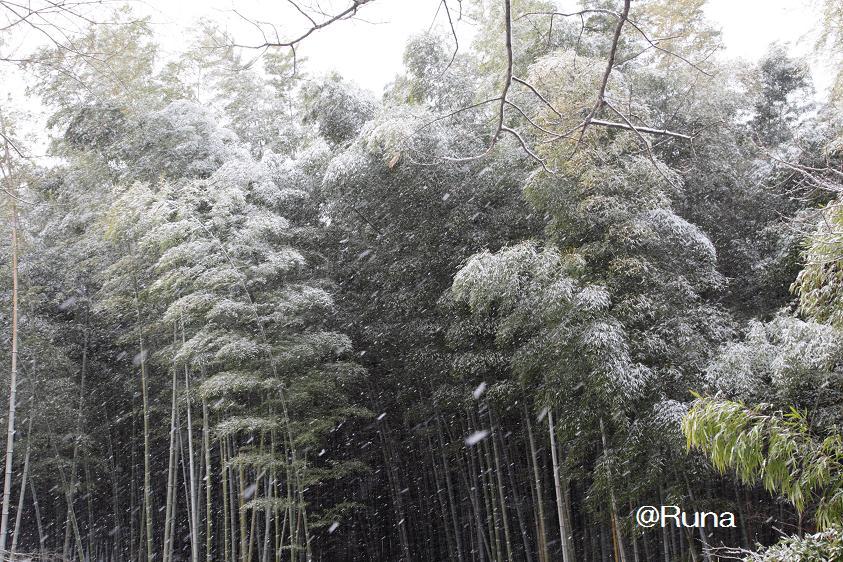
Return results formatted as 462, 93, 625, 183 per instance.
0, 0, 842, 560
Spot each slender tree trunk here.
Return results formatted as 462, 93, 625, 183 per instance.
238, 466, 248, 562
228, 439, 240, 562
107, 430, 123, 562
285, 436, 295, 559
179, 411, 195, 560
488, 408, 513, 562
379, 423, 411, 562
64, 313, 90, 561
163, 336, 179, 562
601, 522, 610, 562
137, 497, 146, 562
524, 405, 549, 562
428, 432, 457, 562
133, 278, 155, 562
599, 417, 626, 562
475, 414, 500, 562
271, 430, 281, 562
166, 438, 179, 562
499, 423, 534, 562
670, 519, 679, 561
735, 484, 750, 548
262, 470, 271, 562
630, 501, 640, 562
466, 426, 497, 561
204, 400, 213, 562
446, 416, 490, 562
0, 112, 20, 556
247, 486, 258, 562
183, 342, 200, 562
130, 398, 137, 562
299, 470, 312, 562
247, 436, 263, 562
46, 419, 85, 561
436, 415, 464, 562
682, 478, 711, 562
30, 478, 45, 555
222, 439, 231, 562
85, 457, 95, 559
548, 411, 574, 562
658, 485, 669, 562
9, 408, 32, 561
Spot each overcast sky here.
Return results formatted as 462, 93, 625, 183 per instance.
137, 0, 831, 94
0, 0, 833, 119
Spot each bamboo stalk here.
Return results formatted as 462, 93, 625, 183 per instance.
488, 407, 514, 562
30, 476, 45, 556
524, 405, 549, 562
435, 416, 464, 562
8, 407, 32, 560
163, 324, 178, 562
183, 320, 200, 562
548, 411, 575, 562
222, 439, 231, 562
133, 274, 154, 562
0, 108, 19, 558
599, 417, 626, 562
204, 400, 214, 562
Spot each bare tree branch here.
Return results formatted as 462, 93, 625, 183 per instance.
227, 0, 694, 174
231, 0, 374, 50
504, 99, 572, 140
286, 0, 317, 27
515, 9, 621, 22
603, 99, 680, 188
439, 0, 459, 74
430, 0, 692, 171
570, 0, 631, 155
226, 0, 375, 78
758, 142, 843, 194
441, 0, 518, 163
512, 76, 564, 121
622, 17, 714, 76
589, 118, 692, 140
0, 131, 24, 160
517, 7, 713, 76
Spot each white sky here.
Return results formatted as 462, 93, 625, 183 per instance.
706, 0, 832, 91
144, 0, 470, 93
0, 0, 834, 113
136, 0, 832, 95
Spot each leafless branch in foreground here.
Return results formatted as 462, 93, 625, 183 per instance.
223, 0, 696, 174
570, 0, 632, 156
427, 0, 696, 174
229, 0, 375, 77
0, 0, 134, 60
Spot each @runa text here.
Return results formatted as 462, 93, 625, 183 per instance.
635, 505, 737, 528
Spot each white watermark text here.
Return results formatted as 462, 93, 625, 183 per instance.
635, 505, 736, 528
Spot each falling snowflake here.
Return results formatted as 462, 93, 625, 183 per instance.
464, 430, 490, 447
242, 483, 258, 500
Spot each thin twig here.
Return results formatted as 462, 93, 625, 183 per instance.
570, 0, 631, 156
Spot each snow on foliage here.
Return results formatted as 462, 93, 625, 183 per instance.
707, 315, 843, 401
745, 527, 843, 561
198, 371, 263, 398
301, 74, 378, 145
451, 241, 647, 397
124, 100, 244, 181
214, 416, 280, 437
